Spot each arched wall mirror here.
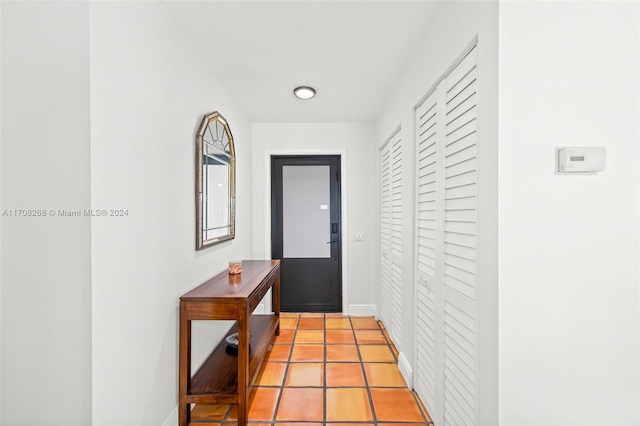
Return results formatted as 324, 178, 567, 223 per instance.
196, 111, 235, 250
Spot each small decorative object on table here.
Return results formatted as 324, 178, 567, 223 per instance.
225, 332, 240, 348
229, 261, 242, 275
225, 332, 251, 355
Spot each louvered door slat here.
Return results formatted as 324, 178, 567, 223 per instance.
445, 170, 476, 190
444, 244, 475, 263
419, 158, 437, 174
419, 127, 437, 144
419, 191, 436, 203
446, 132, 477, 157
445, 145, 476, 168
445, 196, 476, 211
445, 184, 475, 201
444, 233, 474, 250
444, 260, 475, 282
445, 220, 475, 235
418, 227, 436, 240
445, 210, 476, 223
445, 157, 476, 179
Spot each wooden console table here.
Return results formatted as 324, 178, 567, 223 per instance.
179, 260, 280, 426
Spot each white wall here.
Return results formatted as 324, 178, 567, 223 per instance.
0, 2, 4, 422
499, 2, 640, 425
251, 123, 376, 314
374, 1, 499, 423
89, 2, 253, 425
1, 2, 92, 425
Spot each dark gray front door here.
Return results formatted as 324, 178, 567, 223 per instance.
271, 155, 342, 312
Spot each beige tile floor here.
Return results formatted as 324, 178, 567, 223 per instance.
190, 313, 433, 425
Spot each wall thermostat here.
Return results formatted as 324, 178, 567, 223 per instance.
556, 146, 606, 174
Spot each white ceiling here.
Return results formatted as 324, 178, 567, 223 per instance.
164, 1, 443, 122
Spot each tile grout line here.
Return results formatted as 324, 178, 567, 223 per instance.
350, 316, 379, 426
270, 313, 298, 424
322, 313, 327, 425
376, 318, 432, 425
410, 389, 435, 425
222, 403, 231, 424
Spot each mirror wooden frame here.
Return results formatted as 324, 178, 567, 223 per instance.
195, 111, 236, 250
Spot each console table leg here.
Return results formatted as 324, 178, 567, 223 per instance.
273, 274, 281, 336
178, 402, 190, 426
237, 305, 250, 426
179, 304, 191, 426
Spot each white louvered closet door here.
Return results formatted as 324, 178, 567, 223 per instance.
414, 45, 478, 426
414, 89, 440, 420
379, 142, 392, 327
379, 129, 403, 349
441, 47, 478, 426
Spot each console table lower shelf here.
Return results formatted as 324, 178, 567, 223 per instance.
187, 315, 278, 404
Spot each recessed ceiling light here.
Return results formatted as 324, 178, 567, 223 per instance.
294, 86, 316, 100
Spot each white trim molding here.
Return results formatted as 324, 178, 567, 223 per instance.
161, 406, 178, 426
348, 304, 377, 316
397, 351, 414, 389
263, 149, 349, 314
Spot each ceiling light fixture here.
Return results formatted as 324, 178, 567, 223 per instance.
293, 86, 316, 100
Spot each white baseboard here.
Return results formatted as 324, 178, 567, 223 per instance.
347, 304, 377, 316
398, 351, 414, 389
161, 406, 178, 426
